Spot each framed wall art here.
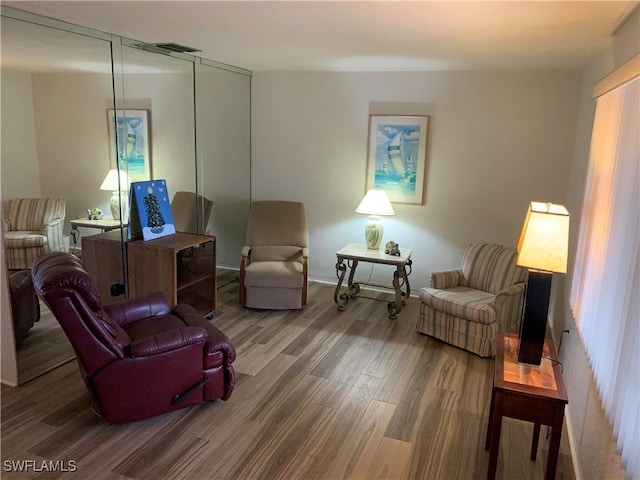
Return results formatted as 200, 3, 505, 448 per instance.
366, 114, 429, 205
107, 109, 151, 181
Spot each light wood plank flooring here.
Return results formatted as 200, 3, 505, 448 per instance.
1, 280, 575, 479
16, 302, 75, 385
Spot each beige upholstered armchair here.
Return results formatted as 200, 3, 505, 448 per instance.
2, 198, 66, 270
171, 191, 213, 234
416, 242, 526, 357
239, 201, 308, 310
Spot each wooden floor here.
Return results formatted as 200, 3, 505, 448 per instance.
1, 280, 575, 480
16, 302, 75, 385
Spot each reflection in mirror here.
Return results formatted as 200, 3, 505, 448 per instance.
115, 43, 197, 197
196, 61, 251, 281
171, 191, 213, 234
2, 9, 253, 386
1, 14, 116, 383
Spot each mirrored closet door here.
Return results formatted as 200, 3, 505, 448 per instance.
1, 6, 252, 385
1, 10, 119, 383
195, 60, 251, 271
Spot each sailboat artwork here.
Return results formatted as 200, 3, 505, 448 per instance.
108, 109, 151, 182
367, 115, 429, 205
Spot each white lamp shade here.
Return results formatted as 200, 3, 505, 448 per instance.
100, 169, 132, 191
517, 201, 570, 273
355, 189, 395, 216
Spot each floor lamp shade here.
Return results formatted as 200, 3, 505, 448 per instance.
355, 190, 395, 249
516, 202, 569, 365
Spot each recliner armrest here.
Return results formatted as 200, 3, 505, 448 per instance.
241, 245, 251, 257
104, 292, 172, 327
128, 326, 207, 357
171, 303, 237, 364
302, 247, 309, 259
430, 268, 463, 289
204, 327, 237, 364
2, 218, 10, 233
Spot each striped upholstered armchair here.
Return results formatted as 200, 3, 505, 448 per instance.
416, 243, 526, 357
2, 198, 66, 270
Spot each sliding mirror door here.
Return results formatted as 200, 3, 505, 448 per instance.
195, 61, 251, 278
1, 11, 118, 383
1, 7, 252, 386
113, 41, 197, 233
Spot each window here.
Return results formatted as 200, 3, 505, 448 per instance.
570, 65, 639, 479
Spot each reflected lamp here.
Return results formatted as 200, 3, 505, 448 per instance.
516, 201, 570, 365
355, 189, 395, 250
100, 169, 132, 222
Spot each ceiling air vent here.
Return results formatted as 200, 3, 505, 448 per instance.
153, 43, 201, 54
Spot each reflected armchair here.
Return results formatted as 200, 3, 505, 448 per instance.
2, 198, 66, 270
416, 243, 526, 357
171, 191, 213, 234
239, 201, 308, 310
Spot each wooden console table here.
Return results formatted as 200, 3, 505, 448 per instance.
485, 333, 568, 480
334, 243, 412, 319
82, 231, 217, 317
82, 229, 127, 304
128, 233, 217, 318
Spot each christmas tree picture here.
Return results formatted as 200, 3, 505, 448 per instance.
128, 180, 175, 240
143, 186, 165, 234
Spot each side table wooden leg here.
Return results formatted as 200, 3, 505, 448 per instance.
485, 387, 496, 450
545, 409, 565, 480
531, 423, 541, 461
487, 391, 503, 480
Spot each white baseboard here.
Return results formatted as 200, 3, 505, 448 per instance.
564, 406, 583, 480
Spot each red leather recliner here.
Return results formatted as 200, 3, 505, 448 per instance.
31, 252, 236, 423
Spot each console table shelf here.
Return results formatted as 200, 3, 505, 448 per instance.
128, 233, 217, 317
82, 231, 217, 317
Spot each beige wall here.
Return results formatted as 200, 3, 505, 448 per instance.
252, 69, 583, 286
0, 68, 41, 199
31, 72, 114, 224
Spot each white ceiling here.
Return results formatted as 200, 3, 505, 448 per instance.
2, 1, 638, 72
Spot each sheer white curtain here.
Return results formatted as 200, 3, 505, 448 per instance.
570, 75, 639, 479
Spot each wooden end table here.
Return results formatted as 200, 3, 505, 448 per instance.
485, 333, 568, 480
333, 243, 412, 319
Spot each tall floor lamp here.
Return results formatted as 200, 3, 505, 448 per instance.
516, 201, 570, 365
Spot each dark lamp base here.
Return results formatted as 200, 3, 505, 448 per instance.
517, 270, 552, 366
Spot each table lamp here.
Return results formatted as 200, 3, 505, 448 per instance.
355, 189, 395, 250
100, 169, 132, 222
516, 201, 570, 365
